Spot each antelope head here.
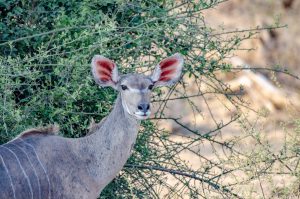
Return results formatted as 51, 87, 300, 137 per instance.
91, 53, 184, 120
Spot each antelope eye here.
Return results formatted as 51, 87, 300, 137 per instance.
148, 84, 154, 90
121, 85, 128, 90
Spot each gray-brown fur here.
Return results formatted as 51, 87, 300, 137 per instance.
0, 95, 139, 199
0, 54, 183, 199
88, 117, 107, 135
18, 125, 60, 138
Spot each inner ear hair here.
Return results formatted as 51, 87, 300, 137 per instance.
91, 55, 119, 88
151, 53, 184, 86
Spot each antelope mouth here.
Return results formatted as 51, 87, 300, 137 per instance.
134, 111, 151, 120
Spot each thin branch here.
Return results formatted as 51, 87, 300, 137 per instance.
124, 164, 243, 199
210, 25, 287, 37
231, 67, 300, 80
0, 26, 93, 46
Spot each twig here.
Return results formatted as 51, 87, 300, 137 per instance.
0, 26, 93, 46
231, 67, 300, 80
124, 164, 243, 199
210, 25, 287, 36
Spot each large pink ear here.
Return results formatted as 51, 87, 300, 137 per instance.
151, 53, 184, 87
91, 55, 119, 88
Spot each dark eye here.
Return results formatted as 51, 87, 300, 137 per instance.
148, 84, 154, 90
121, 85, 128, 90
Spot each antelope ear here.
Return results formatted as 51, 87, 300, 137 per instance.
91, 55, 119, 89
151, 53, 184, 87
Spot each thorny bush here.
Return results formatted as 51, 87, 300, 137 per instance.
0, 0, 299, 198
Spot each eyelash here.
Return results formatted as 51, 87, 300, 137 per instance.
148, 84, 154, 90
121, 85, 128, 90
121, 85, 154, 91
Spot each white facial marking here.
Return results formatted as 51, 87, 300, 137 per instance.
121, 90, 151, 120
122, 99, 131, 115
134, 111, 151, 120
128, 88, 148, 93
121, 92, 134, 117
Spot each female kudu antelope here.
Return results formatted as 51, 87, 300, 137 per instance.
0, 53, 184, 199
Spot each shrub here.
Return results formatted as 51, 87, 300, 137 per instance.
1, 0, 297, 198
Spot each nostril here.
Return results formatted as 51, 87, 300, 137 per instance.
138, 104, 150, 112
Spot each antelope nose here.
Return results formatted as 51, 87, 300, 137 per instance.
138, 103, 150, 113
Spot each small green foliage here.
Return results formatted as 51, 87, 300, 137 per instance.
1, 0, 295, 198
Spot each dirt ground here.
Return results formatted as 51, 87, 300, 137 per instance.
204, 0, 300, 90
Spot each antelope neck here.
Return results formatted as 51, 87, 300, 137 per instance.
85, 93, 140, 142
76, 93, 140, 190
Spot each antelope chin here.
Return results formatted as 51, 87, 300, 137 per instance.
134, 111, 151, 120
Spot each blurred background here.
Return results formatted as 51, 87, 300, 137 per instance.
159, 2, 300, 145
0, 0, 299, 198
151, 1, 300, 198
